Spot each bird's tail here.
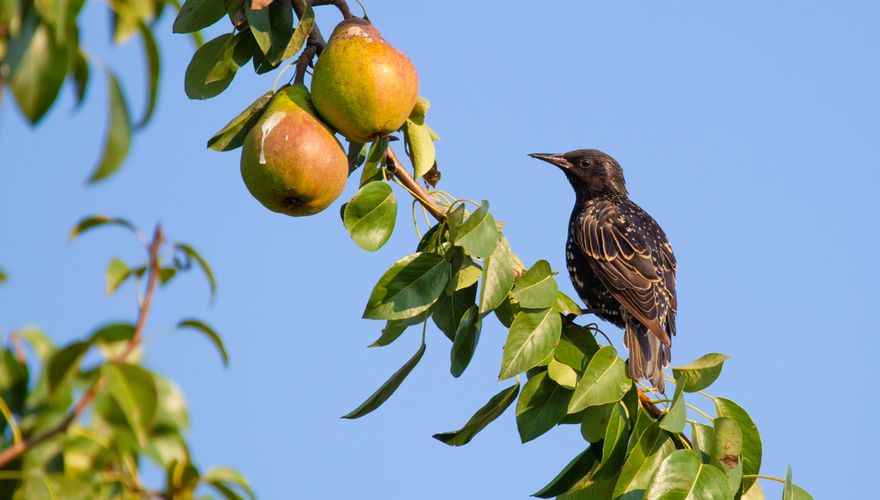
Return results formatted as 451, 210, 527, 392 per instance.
623, 318, 671, 393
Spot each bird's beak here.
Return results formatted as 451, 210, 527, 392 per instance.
528, 153, 570, 170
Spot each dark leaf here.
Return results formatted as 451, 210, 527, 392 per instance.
555, 325, 600, 372
346, 141, 367, 174
174, 243, 217, 302
433, 382, 519, 446
71, 49, 89, 107
363, 252, 450, 321
245, 0, 293, 63
368, 313, 427, 348
360, 138, 388, 186
533, 446, 602, 498
177, 319, 229, 366
450, 305, 481, 377
8, 18, 69, 123
184, 33, 242, 100
134, 23, 160, 128
342, 339, 425, 419
280, 2, 313, 60
343, 181, 397, 252
47, 341, 91, 396
102, 363, 158, 445
432, 283, 477, 341
478, 235, 515, 316
613, 420, 676, 498
204, 466, 256, 500
173, 0, 226, 33
88, 71, 132, 183
516, 371, 570, 443
207, 91, 274, 151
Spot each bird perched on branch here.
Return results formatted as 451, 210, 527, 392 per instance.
529, 150, 677, 392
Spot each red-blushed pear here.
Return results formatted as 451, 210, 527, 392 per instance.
311, 18, 419, 143
240, 84, 348, 216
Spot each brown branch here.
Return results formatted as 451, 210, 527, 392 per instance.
309, 0, 353, 19
0, 225, 164, 469
293, 45, 317, 85
385, 146, 446, 221
638, 389, 664, 420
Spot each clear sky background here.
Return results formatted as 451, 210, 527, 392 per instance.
2, 1, 878, 498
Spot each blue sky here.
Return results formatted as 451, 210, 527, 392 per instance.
2, 1, 878, 498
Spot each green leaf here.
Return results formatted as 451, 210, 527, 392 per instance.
511, 259, 558, 309
363, 252, 450, 321
245, 0, 293, 63
555, 325, 600, 372
710, 417, 743, 494
613, 420, 676, 498
433, 382, 519, 446
342, 339, 425, 419
88, 71, 132, 183
17, 327, 55, 360
91, 322, 136, 359
208, 91, 274, 151
360, 138, 388, 186
173, 0, 226, 33
432, 283, 478, 341
691, 421, 715, 463
71, 49, 90, 107
134, 24, 160, 129
451, 201, 499, 259
579, 404, 612, 443
105, 257, 130, 294
101, 363, 158, 445
153, 373, 189, 430
659, 382, 686, 433
552, 291, 583, 316
204, 466, 256, 500
0, 349, 30, 420
478, 235, 515, 316
715, 397, 762, 493
280, 3, 313, 60
516, 371, 570, 443
450, 306, 481, 377
499, 307, 562, 380
741, 481, 764, 500
159, 267, 178, 285
177, 319, 228, 366
47, 340, 91, 396
346, 141, 367, 173
672, 353, 730, 392
174, 243, 217, 302
343, 181, 397, 252
8, 18, 69, 123
782, 465, 813, 500
368, 313, 427, 348
533, 446, 602, 498
568, 346, 631, 413
403, 119, 436, 178
409, 96, 430, 122
644, 450, 734, 500
449, 257, 482, 292
0, 269, 6, 284
184, 33, 244, 100
69, 215, 137, 240
548, 358, 577, 389
602, 402, 629, 464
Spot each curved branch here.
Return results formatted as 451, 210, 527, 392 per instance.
385, 146, 446, 221
0, 225, 164, 468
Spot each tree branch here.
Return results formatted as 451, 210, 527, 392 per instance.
385, 146, 446, 221
309, 0, 352, 20
0, 225, 164, 468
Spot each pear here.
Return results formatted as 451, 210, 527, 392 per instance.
240, 84, 348, 216
311, 19, 419, 143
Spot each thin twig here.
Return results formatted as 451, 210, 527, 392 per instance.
309, 0, 353, 19
0, 225, 164, 468
386, 146, 446, 221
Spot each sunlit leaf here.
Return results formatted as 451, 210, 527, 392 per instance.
499, 307, 562, 380
511, 259, 558, 309
659, 382, 685, 433
433, 382, 519, 446
88, 71, 132, 183
342, 339, 425, 419
710, 417, 743, 494
568, 346, 631, 413
478, 235, 515, 316
207, 91, 274, 151
69, 215, 137, 240
672, 353, 730, 392
554, 325, 599, 372
403, 119, 435, 178
451, 201, 499, 259
613, 420, 676, 498
47, 340, 90, 396
644, 450, 733, 500
782, 464, 813, 500
363, 253, 450, 321
8, 18, 69, 123
105, 257, 130, 294
343, 181, 397, 252
280, 3, 313, 60
102, 363, 158, 446
547, 358, 577, 389
715, 397, 762, 492
204, 466, 256, 500
177, 318, 229, 366
552, 291, 582, 316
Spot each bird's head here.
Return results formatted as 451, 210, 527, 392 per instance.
529, 149, 628, 198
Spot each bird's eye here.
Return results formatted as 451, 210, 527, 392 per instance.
580, 159, 591, 168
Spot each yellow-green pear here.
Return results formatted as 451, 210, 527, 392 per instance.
240, 84, 348, 216
311, 19, 419, 143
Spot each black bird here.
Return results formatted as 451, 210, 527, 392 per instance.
529, 150, 677, 392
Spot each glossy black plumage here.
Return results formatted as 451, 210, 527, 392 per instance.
530, 150, 677, 392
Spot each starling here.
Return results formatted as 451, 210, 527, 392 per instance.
529, 150, 677, 392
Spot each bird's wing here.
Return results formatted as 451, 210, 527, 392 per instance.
575, 200, 677, 344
